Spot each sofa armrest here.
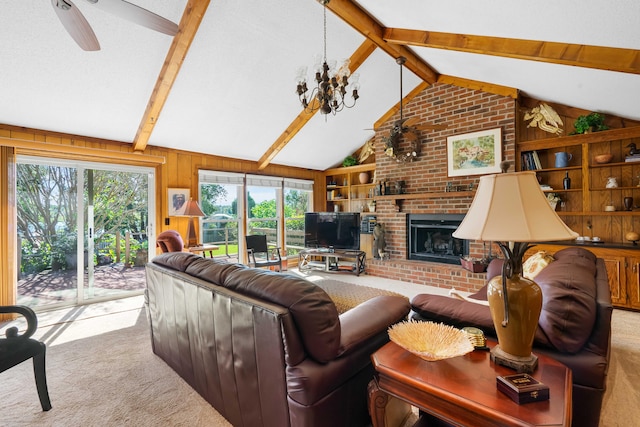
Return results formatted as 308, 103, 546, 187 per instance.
338, 295, 410, 357
410, 294, 496, 335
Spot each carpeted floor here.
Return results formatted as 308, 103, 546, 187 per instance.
0, 274, 638, 426
0, 300, 231, 427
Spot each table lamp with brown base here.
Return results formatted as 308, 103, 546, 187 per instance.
453, 170, 578, 373
180, 198, 205, 248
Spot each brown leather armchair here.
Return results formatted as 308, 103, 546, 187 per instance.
156, 230, 183, 252
410, 247, 613, 427
145, 252, 410, 426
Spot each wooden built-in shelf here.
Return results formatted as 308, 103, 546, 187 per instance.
518, 126, 640, 152
591, 161, 640, 168
557, 211, 640, 216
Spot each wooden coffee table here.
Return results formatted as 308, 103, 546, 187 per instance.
368, 341, 572, 427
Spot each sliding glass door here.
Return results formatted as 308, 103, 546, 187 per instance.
16, 156, 154, 310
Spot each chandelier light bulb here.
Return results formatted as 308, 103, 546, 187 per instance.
295, 66, 308, 84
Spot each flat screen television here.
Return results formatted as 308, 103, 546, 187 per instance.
304, 212, 361, 250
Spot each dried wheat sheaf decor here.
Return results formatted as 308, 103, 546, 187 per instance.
388, 320, 474, 361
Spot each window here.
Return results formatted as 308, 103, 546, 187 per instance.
198, 171, 244, 259
284, 178, 313, 257
198, 171, 313, 263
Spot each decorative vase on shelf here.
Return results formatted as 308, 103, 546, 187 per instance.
359, 172, 370, 184
367, 201, 376, 212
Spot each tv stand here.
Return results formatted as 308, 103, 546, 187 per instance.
298, 249, 366, 276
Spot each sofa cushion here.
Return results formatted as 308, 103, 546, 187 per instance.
151, 251, 202, 271
533, 247, 597, 353
184, 256, 248, 284
522, 250, 555, 279
223, 268, 341, 364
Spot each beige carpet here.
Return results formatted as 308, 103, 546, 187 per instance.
1, 279, 638, 426
0, 302, 231, 427
599, 309, 640, 426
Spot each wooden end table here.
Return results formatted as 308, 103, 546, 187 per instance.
188, 244, 219, 258
368, 341, 572, 427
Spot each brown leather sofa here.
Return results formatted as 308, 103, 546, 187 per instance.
145, 252, 410, 427
410, 247, 612, 427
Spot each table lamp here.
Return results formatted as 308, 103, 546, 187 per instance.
452, 170, 578, 373
181, 198, 205, 248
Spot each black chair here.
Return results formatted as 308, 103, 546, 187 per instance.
246, 235, 282, 272
0, 305, 52, 411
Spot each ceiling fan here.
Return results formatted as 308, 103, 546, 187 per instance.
382, 57, 447, 162
51, 0, 179, 51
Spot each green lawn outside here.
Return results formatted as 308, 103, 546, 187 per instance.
209, 244, 238, 256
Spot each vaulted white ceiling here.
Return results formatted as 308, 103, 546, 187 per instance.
2, 0, 639, 171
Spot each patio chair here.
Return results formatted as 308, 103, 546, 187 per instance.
0, 305, 52, 411
246, 235, 282, 272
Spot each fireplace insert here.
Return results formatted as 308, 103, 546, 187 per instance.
407, 214, 469, 265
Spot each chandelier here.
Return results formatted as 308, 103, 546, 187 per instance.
295, 0, 360, 115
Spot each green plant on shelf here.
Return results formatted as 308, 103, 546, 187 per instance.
572, 112, 609, 134
342, 155, 358, 167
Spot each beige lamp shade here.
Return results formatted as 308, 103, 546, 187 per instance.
453, 171, 578, 242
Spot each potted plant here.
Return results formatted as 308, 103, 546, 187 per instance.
572, 112, 609, 134
342, 155, 358, 167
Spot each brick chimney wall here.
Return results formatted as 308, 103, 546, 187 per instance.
367, 82, 516, 294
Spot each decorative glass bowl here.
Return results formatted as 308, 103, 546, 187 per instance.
388, 320, 475, 361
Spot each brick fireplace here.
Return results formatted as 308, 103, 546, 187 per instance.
365, 82, 516, 294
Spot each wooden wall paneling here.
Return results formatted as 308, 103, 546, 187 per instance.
0, 147, 17, 310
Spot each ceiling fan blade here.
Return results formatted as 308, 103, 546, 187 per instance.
87, 0, 179, 36
403, 117, 418, 127
51, 0, 100, 51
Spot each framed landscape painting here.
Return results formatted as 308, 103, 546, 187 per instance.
168, 188, 190, 216
447, 128, 502, 177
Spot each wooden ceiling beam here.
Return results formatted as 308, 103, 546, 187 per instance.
384, 28, 640, 75
325, 0, 438, 84
132, 0, 211, 152
438, 75, 518, 99
257, 39, 377, 170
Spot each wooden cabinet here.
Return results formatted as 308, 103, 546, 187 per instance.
600, 254, 627, 306
324, 163, 375, 213
529, 244, 640, 309
626, 257, 640, 309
